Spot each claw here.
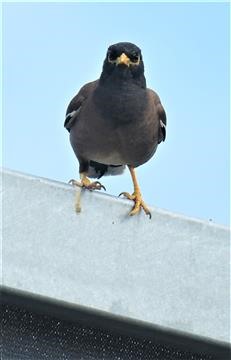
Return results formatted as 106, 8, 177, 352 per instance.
85, 181, 106, 191
130, 200, 152, 219
69, 175, 106, 214
119, 191, 134, 200
119, 191, 152, 219
68, 177, 106, 191
68, 179, 81, 187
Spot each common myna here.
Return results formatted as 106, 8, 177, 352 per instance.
65, 42, 166, 218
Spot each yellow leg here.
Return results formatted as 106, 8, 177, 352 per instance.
69, 173, 106, 213
120, 166, 151, 218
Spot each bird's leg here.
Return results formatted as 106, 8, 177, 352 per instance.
69, 173, 106, 213
119, 166, 151, 218
69, 173, 106, 191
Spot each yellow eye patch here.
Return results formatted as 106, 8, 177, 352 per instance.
108, 52, 140, 67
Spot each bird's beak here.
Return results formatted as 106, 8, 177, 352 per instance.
116, 53, 130, 66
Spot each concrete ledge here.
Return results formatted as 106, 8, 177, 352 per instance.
1, 168, 230, 344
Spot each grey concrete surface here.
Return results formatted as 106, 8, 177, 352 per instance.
1, 168, 230, 344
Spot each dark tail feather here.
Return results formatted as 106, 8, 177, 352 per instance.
88, 160, 125, 179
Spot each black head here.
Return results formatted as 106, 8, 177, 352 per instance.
100, 42, 146, 88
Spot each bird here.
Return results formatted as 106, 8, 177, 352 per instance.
64, 42, 166, 218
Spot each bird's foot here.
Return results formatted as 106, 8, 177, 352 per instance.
69, 178, 106, 191
119, 191, 152, 219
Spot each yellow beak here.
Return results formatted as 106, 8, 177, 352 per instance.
116, 53, 130, 66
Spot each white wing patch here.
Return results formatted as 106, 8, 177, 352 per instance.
65, 110, 77, 119
160, 119, 166, 129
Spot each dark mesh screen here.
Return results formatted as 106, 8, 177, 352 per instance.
2, 302, 226, 360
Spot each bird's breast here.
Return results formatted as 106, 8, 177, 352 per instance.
93, 84, 148, 125
71, 84, 158, 167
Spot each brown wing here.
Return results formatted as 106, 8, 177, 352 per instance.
147, 88, 167, 143
64, 80, 99, 132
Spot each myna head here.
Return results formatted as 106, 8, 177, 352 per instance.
100, 42, 146, 87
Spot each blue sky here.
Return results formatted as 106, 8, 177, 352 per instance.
2, 2, 230, 225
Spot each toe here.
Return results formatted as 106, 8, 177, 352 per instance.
84, 181, 106, 191
69, 179, 81, 187
129, 205, 141, 216
129, 198, 142, 216
141, 201, 152, 219
119, 192, 134, 200
142, 206, 152, 219
95, 181, 106, 191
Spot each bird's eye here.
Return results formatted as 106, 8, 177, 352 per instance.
130, 53, 140, 63
108, 51, 117, 62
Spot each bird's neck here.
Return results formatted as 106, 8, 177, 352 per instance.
99, 69, 146, 89
94, 75, 148, 127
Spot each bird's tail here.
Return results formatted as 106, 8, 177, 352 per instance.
88, 161, 125, 179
